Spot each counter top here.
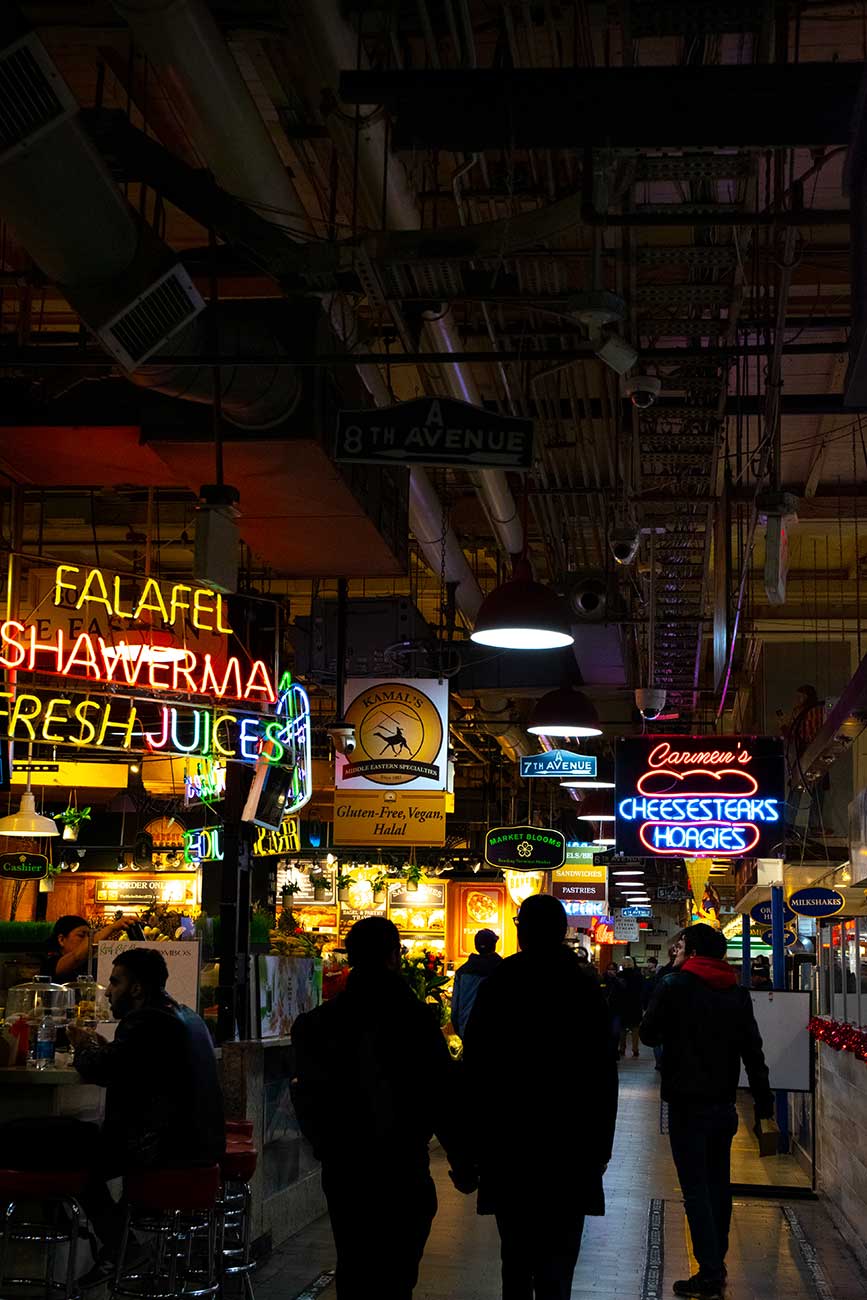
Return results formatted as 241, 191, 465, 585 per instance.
0, 1066, 84, 1085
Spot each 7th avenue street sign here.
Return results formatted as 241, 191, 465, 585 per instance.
335, 396, 534, 470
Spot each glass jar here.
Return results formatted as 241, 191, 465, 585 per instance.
63, 975, 110, 1026
6, 976, 73, 1059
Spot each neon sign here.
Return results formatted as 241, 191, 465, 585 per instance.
184, 760, 227, 805
253, 816, 300, 857
53, 565, 233, 635
183, 826, 223, 863
615, 737, 785, 859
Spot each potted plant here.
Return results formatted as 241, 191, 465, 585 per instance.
371, 871, 389, 905
335, 870, 354, 903
57, 805, 91, 842
310, 869, 329, 902
402, 862, 424, 893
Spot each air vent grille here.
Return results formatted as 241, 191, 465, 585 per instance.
98, 264, 205, 371
0, 34, 77, 161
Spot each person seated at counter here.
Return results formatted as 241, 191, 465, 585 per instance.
65, 947, 225, 1284
42, 914, 142, 982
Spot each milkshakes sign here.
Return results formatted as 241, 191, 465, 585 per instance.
615, 736, 785, 858
336, 397, 534, 470
484, 825, 566, 871
336, 679, 448, 791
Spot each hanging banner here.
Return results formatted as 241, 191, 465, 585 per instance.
335, 396, 534, 470
615, 737, 785, 858
520, 750, 597, 780
336, 679, 448, 791
333, 790, 448, 845
484, 825, 566, 871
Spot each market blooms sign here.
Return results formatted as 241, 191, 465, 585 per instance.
615, 736, 785, 858
484, 825, 567, 871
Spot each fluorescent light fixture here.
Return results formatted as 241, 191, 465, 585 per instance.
612, 869, 644, 877
593, 836, 616, 846
578, 813, 615, 822
560, 779, 614, 789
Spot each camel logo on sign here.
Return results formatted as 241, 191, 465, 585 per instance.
338, 679, 448, 790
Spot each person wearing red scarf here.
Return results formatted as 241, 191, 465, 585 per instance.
640, 923, 774, 1300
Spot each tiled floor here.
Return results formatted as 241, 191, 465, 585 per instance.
255, 1055, 867, 1299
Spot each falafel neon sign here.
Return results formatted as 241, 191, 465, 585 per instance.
615, 738, 785, 858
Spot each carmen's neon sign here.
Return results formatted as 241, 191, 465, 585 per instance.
615, 737, 784, 858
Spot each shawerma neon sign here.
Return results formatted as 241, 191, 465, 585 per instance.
615, 737, 785, 858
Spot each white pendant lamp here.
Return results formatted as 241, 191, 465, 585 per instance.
471, 561, 574, 651
0, 788, 59, 838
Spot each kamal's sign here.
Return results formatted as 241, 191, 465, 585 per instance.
484, 825, 566, 871
520, 750, 597, 780
336, 397, 533, 470
336, 678, 448, 791
615, 737, 785, 858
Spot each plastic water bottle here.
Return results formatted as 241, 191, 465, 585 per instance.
35, 1016, 56, 1070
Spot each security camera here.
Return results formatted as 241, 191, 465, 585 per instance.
328, 724, 356, 755
624, 375, 662, 410
635, 687, 667, 721
609, 526, 641, 566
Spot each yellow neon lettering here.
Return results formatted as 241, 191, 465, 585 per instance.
0, 691, 12, 722
213, 714, 236, 757
0, 621, 26, 669
192, 588, 215, 631
97, 701, 136, 749
75, 568, 112, 614
53, 565, 79, 606
73, 699, 100, 746
169, 585, 191, 626
134, 578, 169, 623
112, 576, 133, 619
42, 697, 71, 742
10, 694, 41, 739
216, 595, 233, 635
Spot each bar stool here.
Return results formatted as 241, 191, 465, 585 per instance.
224, 1122, 253, 1141
0, 1168, 87, 1300
218, 1145, 258, 1300
111, 1165, 221, 1300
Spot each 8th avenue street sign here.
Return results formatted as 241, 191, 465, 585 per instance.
336, 397, 534, 470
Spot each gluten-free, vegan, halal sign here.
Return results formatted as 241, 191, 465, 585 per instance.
485, 826, 566, 871
615, 736, 785, 858
336, 397, 533, 470
0, 853, 48, 880
520, 750, 597, 780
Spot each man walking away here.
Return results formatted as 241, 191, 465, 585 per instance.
450, 928, 502, 1038
640, 923, 774, 1299
463, 894, 618, 1300
291, 917, 472, 1300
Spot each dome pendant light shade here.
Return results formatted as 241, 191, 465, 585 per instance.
527, 687, 601, 738
0, 790, 59, 838
471, 565, 574, 651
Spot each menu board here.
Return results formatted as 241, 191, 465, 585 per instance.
388, 879, 445, 933
451, 882, 507, 960
94, 875, 199, 910
276, 862, 335, 906
97, 939, 200, 1010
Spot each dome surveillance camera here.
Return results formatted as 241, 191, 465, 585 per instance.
609, 526, 640, 566
635, 687, 667, 721
624, 375, 662, 410
328, 724, 356, 755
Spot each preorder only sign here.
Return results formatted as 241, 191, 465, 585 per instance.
615, 736, 785, 859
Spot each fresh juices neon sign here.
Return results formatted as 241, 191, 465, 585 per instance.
616, 738, 784, 857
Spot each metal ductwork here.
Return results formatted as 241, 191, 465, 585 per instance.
0, 17, 301, 429
297, 0, 524, 560
111, 0, 485, 622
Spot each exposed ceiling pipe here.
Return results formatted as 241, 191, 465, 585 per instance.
298, 0, 524, 560
110, 0, 484, 624
0, 16, 298, 429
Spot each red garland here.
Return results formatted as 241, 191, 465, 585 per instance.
809, 1015, 867, 1064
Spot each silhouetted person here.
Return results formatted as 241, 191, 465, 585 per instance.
450, 928, 502, 1038
462, 894, 617, 1300
640, 923, 774, 1300
751, 956, 774, 992
618, 955, 644, 1057
291, 917, 470, 1299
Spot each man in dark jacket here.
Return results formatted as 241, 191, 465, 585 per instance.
640, 923, 774, 1299
463, 894, 618, 1300
450, 927, 502, 1038
291, 917, 471, 1299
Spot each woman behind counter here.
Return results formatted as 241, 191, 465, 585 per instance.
42, 914, 140, 982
